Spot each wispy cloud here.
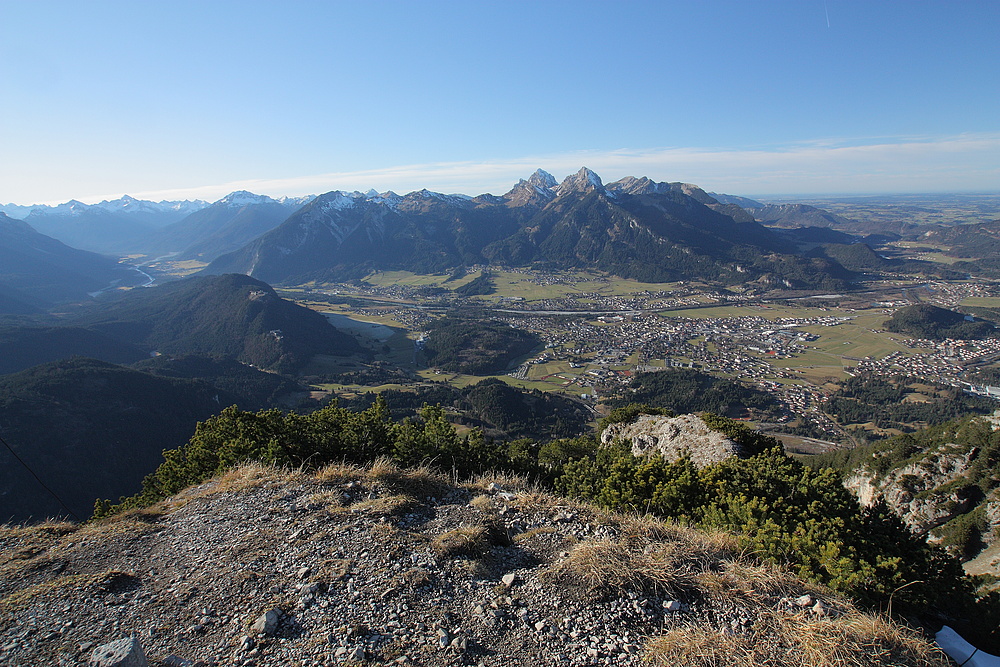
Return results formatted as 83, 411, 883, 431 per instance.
94, 133, 1000, 203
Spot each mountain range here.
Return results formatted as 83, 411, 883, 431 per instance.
138, 191, 313, 261
3, 174, 916, 290
5, 196, 207, 254
203, 168, 853, 290
0, 192, 313, 259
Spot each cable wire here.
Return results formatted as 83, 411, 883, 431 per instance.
0, 431, 81, 522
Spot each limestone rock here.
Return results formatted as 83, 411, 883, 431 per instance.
601, 413, 745, 468
88, 636, 147, 667
845, 444, 976, 536
252, 608, 283, 636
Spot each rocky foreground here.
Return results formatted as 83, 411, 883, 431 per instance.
0, 461, 947, 666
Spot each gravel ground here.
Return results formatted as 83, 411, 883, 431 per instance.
0, 463, 946, 667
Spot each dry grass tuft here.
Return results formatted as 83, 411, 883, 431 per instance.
369, 523, 404, 542
1, 568, 140, 617
466, 470, 535, 493
469, 494, 493, 510
431, 525, 490, 559
698, 559, 821, 603
0, 573, 101, 616
400, 567, 435, 589
512, 526, 557, 543
367, 458, 451, 498
543, 534, 710, 598
647, 626, 772, 667
348, 494, 418, 517
313, 558, 352, 583
647, 610, 949, 667
315, 462, 366, 484
305, 489, 348, 510
782, 613, 948, 667
187, 462, 306, 499
0, 521, 77, 569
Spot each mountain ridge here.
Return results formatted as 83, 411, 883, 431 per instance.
203, 169, 853, 290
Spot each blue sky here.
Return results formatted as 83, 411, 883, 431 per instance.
1, 0, 997, 204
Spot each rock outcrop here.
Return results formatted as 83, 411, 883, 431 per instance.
601, 414, 747, 468
844, 444, 976, 537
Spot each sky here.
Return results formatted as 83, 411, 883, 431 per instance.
1, 0, 997, 205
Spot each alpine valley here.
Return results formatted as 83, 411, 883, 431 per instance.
3, 170, 1000, 662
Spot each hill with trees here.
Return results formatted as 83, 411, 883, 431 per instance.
885, 304, 997, 340
609, 368, 781, 419
825, 374, 996, 435
0, 358, 244, 522
422, 318, 540, 375
0, 326, 149, 375
133, 354, 307, 410
337, 377, 590, 440
67, 274, 363, 374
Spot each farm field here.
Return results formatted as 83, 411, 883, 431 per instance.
961, 297, 1000, 308
361, 268, 689, 303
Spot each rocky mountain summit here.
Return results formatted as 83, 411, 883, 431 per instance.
600, 414, 747, 468
0, 461, 947, 667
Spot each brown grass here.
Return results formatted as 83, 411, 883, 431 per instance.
512, 526, 558, 543
544, 535, 707, 598
305, 489, 348, 509
697, 560, 823, 603
468, 494, 493, 510
466, 470, 535, 493
314, 462, 367, 484
367, 458, 451, 498
646, 611, 949, 667
313, 558, 353, 583
0, 569, 139, 617
431, 525, 490, 559
0, 521, 77, 569
181, 462, 307, 501
84, 505, 164, 539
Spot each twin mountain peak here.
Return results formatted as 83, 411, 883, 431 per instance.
204, 167, 839, 291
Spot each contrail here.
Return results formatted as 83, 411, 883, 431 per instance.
825, 0, 831, 27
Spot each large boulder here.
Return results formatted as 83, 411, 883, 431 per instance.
601, 413, 747, 468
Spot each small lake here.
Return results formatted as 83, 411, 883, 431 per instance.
324, 312, 397, 342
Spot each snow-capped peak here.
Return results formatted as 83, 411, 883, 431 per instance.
557, 167, 605, 195
528, 169, 557, 190
275, 195, 316, 207
317, 190, 368, 213
216, 191, 278, 208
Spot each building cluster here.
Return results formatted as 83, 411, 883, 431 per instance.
308, 271, 1000, 440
